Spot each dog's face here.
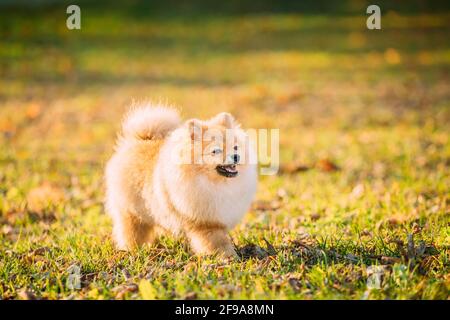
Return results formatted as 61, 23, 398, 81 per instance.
179, 112, 255, 182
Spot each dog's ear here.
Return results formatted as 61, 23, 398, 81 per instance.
210, 112, 236, 128
185, 119, 204, 141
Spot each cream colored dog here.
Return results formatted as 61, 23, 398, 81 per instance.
105, 103, 257, 257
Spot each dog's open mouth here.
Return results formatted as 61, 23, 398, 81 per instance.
216, 164, 238, 178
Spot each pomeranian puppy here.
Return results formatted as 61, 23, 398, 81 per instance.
105, 103, 257, 257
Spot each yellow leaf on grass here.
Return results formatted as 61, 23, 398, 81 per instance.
139, 279, 157, 300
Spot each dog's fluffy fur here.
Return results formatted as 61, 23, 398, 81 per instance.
105, 103, 257, 257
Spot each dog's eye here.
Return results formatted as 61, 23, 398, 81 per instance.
233, 145, 238, 151
211, 148, 222, 155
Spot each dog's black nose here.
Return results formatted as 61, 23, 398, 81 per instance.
233, 154, 240, 164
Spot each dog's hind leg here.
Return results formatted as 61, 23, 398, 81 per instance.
112, 210, 156, 250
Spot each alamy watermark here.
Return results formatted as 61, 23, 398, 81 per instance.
66, 4, 382, 31
366, 5, 381, 30
66, 5, 81, 30
66, 264, 81, 290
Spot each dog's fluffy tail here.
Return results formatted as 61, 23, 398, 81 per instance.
122, 103, 181, 140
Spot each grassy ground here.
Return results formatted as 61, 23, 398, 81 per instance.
0, 1, 449, 300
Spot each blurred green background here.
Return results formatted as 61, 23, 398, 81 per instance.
1, 0, 449, 155
0, 0, 449, 300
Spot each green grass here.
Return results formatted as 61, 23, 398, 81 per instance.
0, 1, 449, 300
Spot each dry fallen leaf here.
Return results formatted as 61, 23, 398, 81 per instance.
18, 288, 37, 300
316, 159, 340, 172
113, 283, 138, 299
183, 292, 198, 300
217, 284, 240, 296
31, 246, 51, 256
377, 216, 407, 230
380, 256, 402, 265
279, 162, 310, 174
412, 222, 422, 234
25, 103, 42, 120
0, 118, 16, 137
252, 200, 282, 211
24, 246, 51, 264
182, 262, 198, 273
288, 278, 302, 292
